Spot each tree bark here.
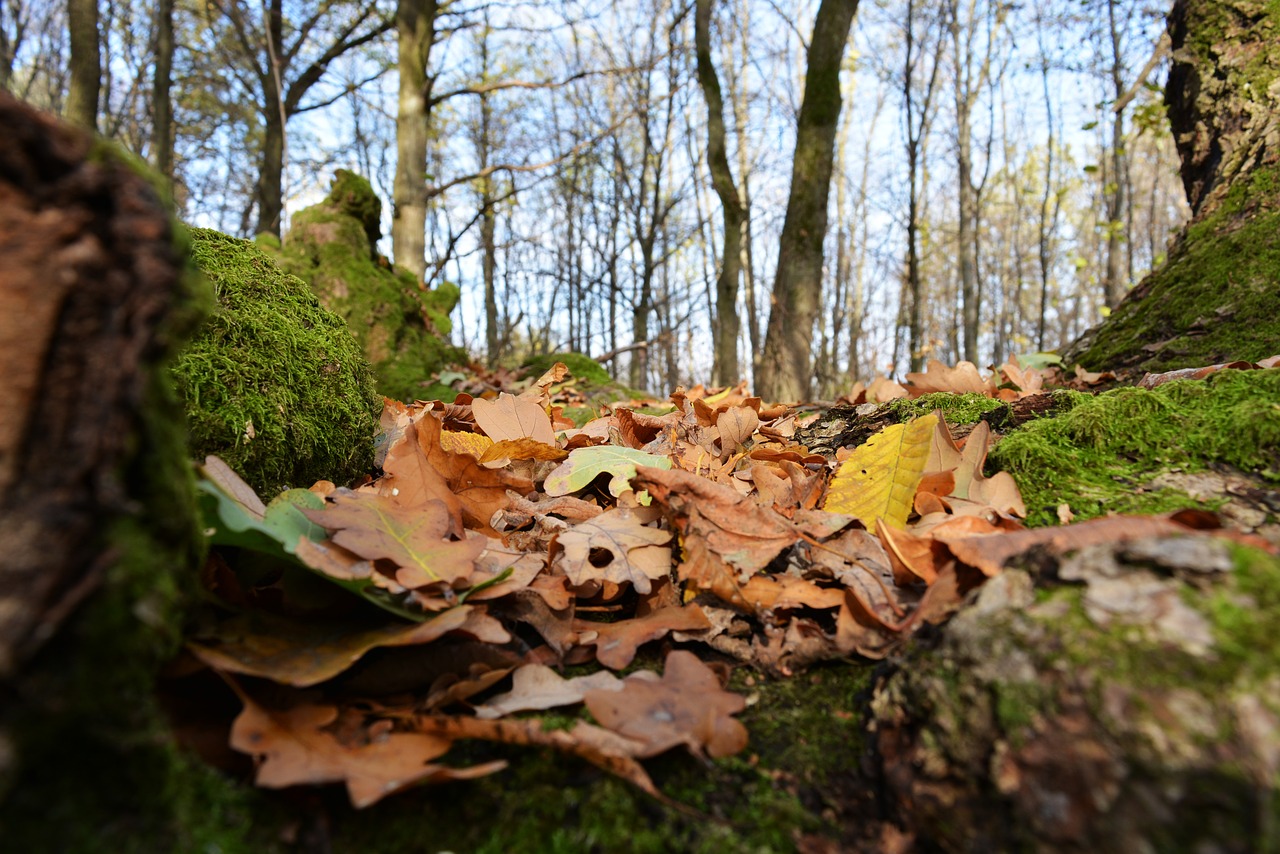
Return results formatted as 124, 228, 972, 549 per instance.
392, 0, 439, 284
695, 0, 744, 387
65, 0, 100, 130
1102, 0, 1130, 308
0, 91, 200, 677
152, 0, 175, 181
757, 0, 859, 402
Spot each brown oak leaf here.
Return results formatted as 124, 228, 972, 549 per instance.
583, 649, 747, 759
574, 600, 711, 669
554, 507, 673, 594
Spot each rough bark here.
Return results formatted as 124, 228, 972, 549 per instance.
0, 92, 201, 678
1066, 0, 1280, 372
65, 0, 100, 130
392, 0, 439, 283
757, 0, 859, 402
695, 0, 744, 387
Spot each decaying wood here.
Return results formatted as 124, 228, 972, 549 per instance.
0, 91, 186, 677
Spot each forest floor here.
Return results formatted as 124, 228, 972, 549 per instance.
8, 354, 1280, 853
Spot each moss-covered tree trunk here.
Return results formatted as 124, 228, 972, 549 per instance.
1067, 0, 1280, 372
0, 92, 223, 848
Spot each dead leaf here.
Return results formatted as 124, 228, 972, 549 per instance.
554, 508, 673, 594
635, 465, 803, 575
717, 406, 760, 457
188, 606, 502, 687
936, 514, 1209, 577
411, 715, 667, 803
583, 649, 747, 759
472, 392, 557, 445
472, 664, 624, 719
229, 694, 458, 808
904, 359, 995, 397
440, 429, 494, 460
575, 600, 711, 669
479, 437, 568, 465
304, 492, 485, 587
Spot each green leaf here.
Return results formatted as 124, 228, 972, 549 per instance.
1015, 351, 1064, 370
542, 446, 673, 497
197, 458, 327, 565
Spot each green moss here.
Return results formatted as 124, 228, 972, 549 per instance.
990, 368, 1280, 525
318, 661, 873, 853
174, 227, 380, 495
1205, 545, 1280, 684
524, 352, 614, 386
887, 392, 1005, 425
326, 169, 381, 247
275, 172, 467, 401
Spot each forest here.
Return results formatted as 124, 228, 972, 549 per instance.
3, 0, 1280, 851
4, 0, 1188, 397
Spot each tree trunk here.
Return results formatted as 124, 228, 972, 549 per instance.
152, 0, 175, 181
757, 0, 859, 401
695, 0, 744, 387
65, 0, 100, 131
392, 0, 439, 284
0, 88, 202, 687
254, 89, 285, 238
253, 0, 286, 238
1102, 0, 1130, 308
1066, 0, 1280, 372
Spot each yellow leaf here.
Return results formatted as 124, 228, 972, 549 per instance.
479, 437, 568, 465
442, 430, 494, 459
822, 413, 938, 529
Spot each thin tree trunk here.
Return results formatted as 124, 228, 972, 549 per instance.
151, 0, 174, 181
757, 0, 859, 401
66, 0, 100, 130
392, 0, 439, 283
1103, 0, 1129, 308
729, 5, 761, 378
903, 0, 943, 373
253, 0, 286, 237
695, 0, 744, 386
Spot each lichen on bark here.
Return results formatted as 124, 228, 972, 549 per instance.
873, 543, 1280, 853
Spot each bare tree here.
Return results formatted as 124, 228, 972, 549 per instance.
151, 0, 174, 180
947, 0, 1003, 362
393, 0, 440, 282
694, 0, 745, 385
207, 0, 392, 237
898, 0, 945, 373
757, 0, 860, 401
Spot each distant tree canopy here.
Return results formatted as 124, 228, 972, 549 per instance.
7, 0, 1202, 394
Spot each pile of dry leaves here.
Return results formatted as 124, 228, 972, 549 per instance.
184, 359, 1251, 809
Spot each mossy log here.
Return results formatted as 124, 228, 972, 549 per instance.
1067, 0, 1280, 372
